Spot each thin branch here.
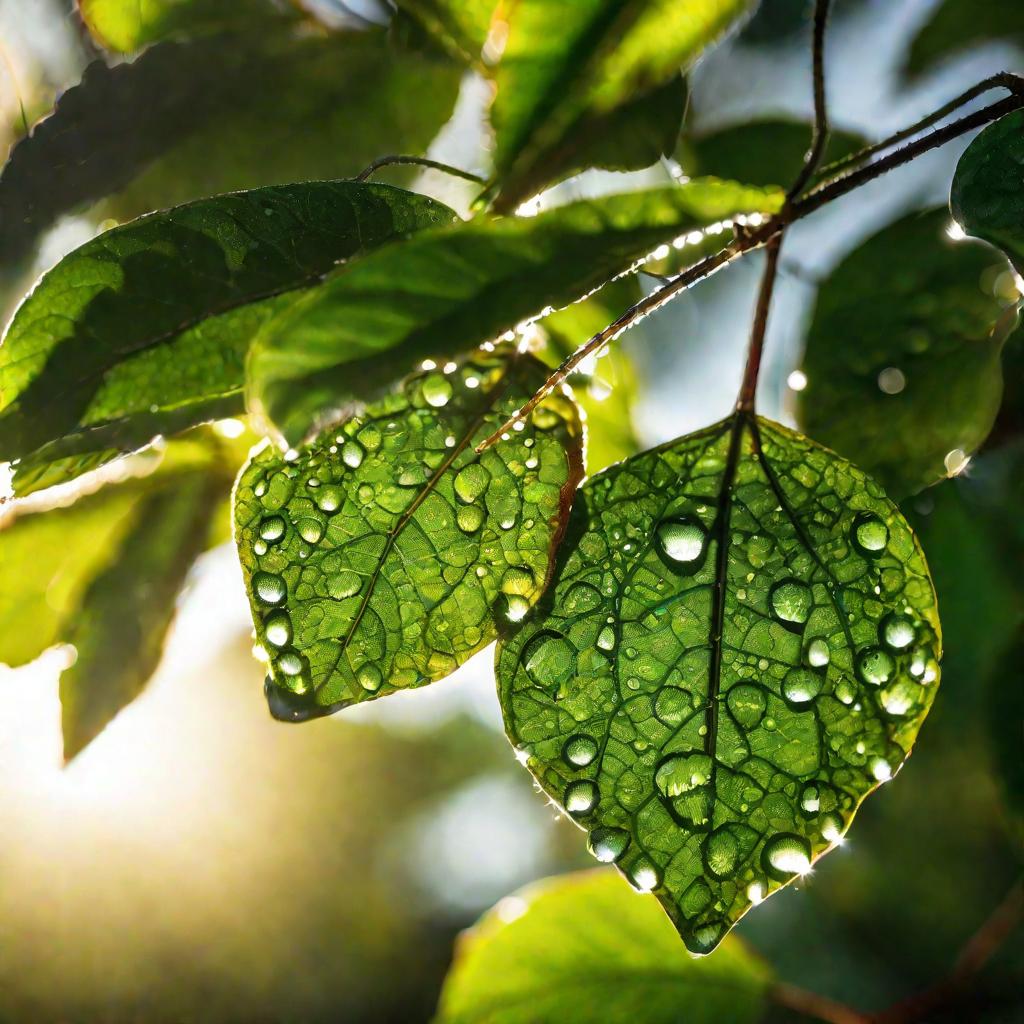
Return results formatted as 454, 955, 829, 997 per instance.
736, 234, 783, 412
788, 0, 832, 199
771, 982, 872, 1024
354, 155, 486, 185
474, 85, 1024, 452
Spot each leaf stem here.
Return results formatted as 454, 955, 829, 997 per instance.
736, 233, 783, 412
354, 155, 487, 185
771, 982, 872, 1024
475, 81, 1024, 451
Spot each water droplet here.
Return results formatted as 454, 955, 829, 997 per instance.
316, 486, 343, 514
587, 827, 630, 863
502, 594, 530, 622
726, 682, 766, 729
328, 570, 361, 600
821, 812, 844, 843
563, 582, 602, 615
457, 505, 484, 532
342, 440, 364, 468
628, 859, 661, 892
253, 571, 286, 605
704, 827, 739, 879
295, 517, 324, 544
881, 613, 915, 650
763, 834, 812, 878
806, 638, 830, 667
264, 611, 292, 648
782, 668, 822, 706
422, 374, 453, 408
453, 464, 490, 504
563, 734, 598, 767
851, 512, 888, 555
357, 664, 382, 692
259, 516, 286, 542
835, 678, 857, 704
747, 881, 765, 904
870, 757, 892, 781
770, 579, 812, 627
277, 649, 305, 677
596, 626, 616, 651
655, 753, 711, 797
523, 631, 575, 691
857, 646, 895, 685
564, 780, 598, 815
655, 516, 708, 567
800, 784, 820, 813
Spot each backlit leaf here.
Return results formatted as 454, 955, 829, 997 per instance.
247, 181, 784, 444
391, 0, 496, 62
904, 0, 1024, 78
951, 109, 1024, 276
489, 0, 755, 209
497, 412, 941, 953
797, 209, 1018, 498
0, 182, 454, 494
435, 870, 771, 1024
234, 347, 583, 722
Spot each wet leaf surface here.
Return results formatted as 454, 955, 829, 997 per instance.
235, 347, 583, 721
497, 412, 941, 953
0, 181, 453, 494
435, 869, 771, 1024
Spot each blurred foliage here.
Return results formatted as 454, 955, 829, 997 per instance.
391, 0, 496, 62
905, 0, 1024, 78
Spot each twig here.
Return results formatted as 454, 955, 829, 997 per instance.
736, 234, 783, 412
475, 85, 1024, 451
354, 155, 486, 185
771, 982, 872, 1024
788, 0, 832, 200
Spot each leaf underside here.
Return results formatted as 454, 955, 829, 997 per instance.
497, 413, 941, 954
234, 347, 583, 721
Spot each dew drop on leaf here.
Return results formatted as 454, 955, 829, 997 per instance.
564, 780, 599, 815
770, 579, 812, 626
422, 373, 453, 408
762, 834, 812, 878
655, 516, 707, 566
851, 511, 889, 554
563, 734, 599, 767
881, 613, 916, 650
264, 611, 293, 648
588, 827, 630, 863
253, 570, 286, 605
259, 516, 286, 542
856, 646, 896, 685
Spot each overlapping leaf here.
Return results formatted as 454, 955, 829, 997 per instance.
0, 182, 454, 495
235, 347, 583, 722
435, 870, 771, 1023
797, 209, 1018, 498
488, 0, 755, 209
951, 109, 1024, 275
391, 0, 496, 63
497, 413, 941, 953
247, 180, 784, 444
0, 439, 228, 759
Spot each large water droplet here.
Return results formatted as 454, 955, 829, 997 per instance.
422, 374, 453, 408
703, 826, 740, 879
782, 668, 822, 706
627, 859, 661, 893
800, 784, 820, 813
655, 516, 707, 566
453, 463, 489, 504
564, 780, 598, 815
259, 515, 286, 542
587, 827, 630, 863
726, 683, 766, 729
806, 638, 831, 667
857, 646, 895, 685
881, 613, 916, 650
762, 833, 812, 878
316, 486, 343, 514
264, 611, 292, 648
342, 440, 364, 468
563, 734, 598, 767
770, 579, 812, 627
851, 511, 888, 554
358, 664, 382, 692
522, 631, 575, 691
295, 516, 324, 544
456, 505, 484, 533
253, 570, 286, 605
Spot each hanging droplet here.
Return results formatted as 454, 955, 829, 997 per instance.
564, 780, 598, 815
655, 516, 708, 566
563, 734, 598, 767
264, 611, 292, 648
253, 571, 286, 605
587, 827, 630, 863
762, 834, 812, 878
627, 859, 661, 893
851, 511, 889, 555
770, 579, 812, 627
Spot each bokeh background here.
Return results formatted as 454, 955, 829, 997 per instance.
0, 1, 1021, 1020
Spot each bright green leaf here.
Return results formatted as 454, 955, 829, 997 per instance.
489, 0, 755, 209
496, 412, 941, 954
247, 180, 784, 444
234, 347, 583, 722
905, 0, 1024, 78
435, 869, 772, 1024
797, 209, 1018, 498
391, 0, 496, 62
0, 181, 454, 494
951, 109, 1024, 276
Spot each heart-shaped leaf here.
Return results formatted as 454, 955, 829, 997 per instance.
496, 412, 941, 954
234, 346, 583, 721
0, 181, 454, 495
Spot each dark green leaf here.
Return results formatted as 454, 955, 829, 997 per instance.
951, 109, 1024, 275
235, 347, 583, 722
682, 119, 866, 189
797, 209, 1018, 498
391, 0, 496, 62
497, 412, 941, 953
489, 0, 755, 209
435, 870, 771, 1024
988, 631, 1024, 839
0, 181, 454, 494
905, 0, 1024, 78
247, 180, 784, 444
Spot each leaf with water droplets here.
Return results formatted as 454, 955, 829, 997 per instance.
797, 209, 1018, 499
496, 413, 941, 953
951, 109, 1024, 277
435, 869, 771, 1023
0, 181, 454, 495
234, 346, 583, 721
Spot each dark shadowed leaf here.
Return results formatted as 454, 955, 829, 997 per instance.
391, 0, 496, 62
988, 631, 1024, 840
904, 0, 1024, 78
488, 0, 755, 209
797, 209, 1018, 499
235, 347, 583, 721
951, 109, 1024, 275
247, 180, 784, 444
0, 182, 454, 494
0, 438, 229, 759
497, 412, 940, 953
435, 870, 771, 1024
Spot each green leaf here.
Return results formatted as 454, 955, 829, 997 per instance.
234, 346, 583, 722
496, 412, 941, 954
682, 118, 866, 189
0, 181, 455, 494
435, 870, 772, 1024
797, 209, 1018, 499
78, 0, 286, 51
247, 180, 784, 444
989, 631, 1024, 840
905, 0, 1024, 78
0, 439, 227, 758
951, 109, 1024, 276
489, 0, 755, 209
391, 0, 496, 62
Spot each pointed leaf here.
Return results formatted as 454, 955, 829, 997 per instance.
234, 347, 583, 722
435, 870, 771, 1024
797, 209, 1018, 498
489, 0, 755, 208
0, 182, 455, 494
951, 109, 1024, 276
496, 413, 941, 954
247, 181, 784, 444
